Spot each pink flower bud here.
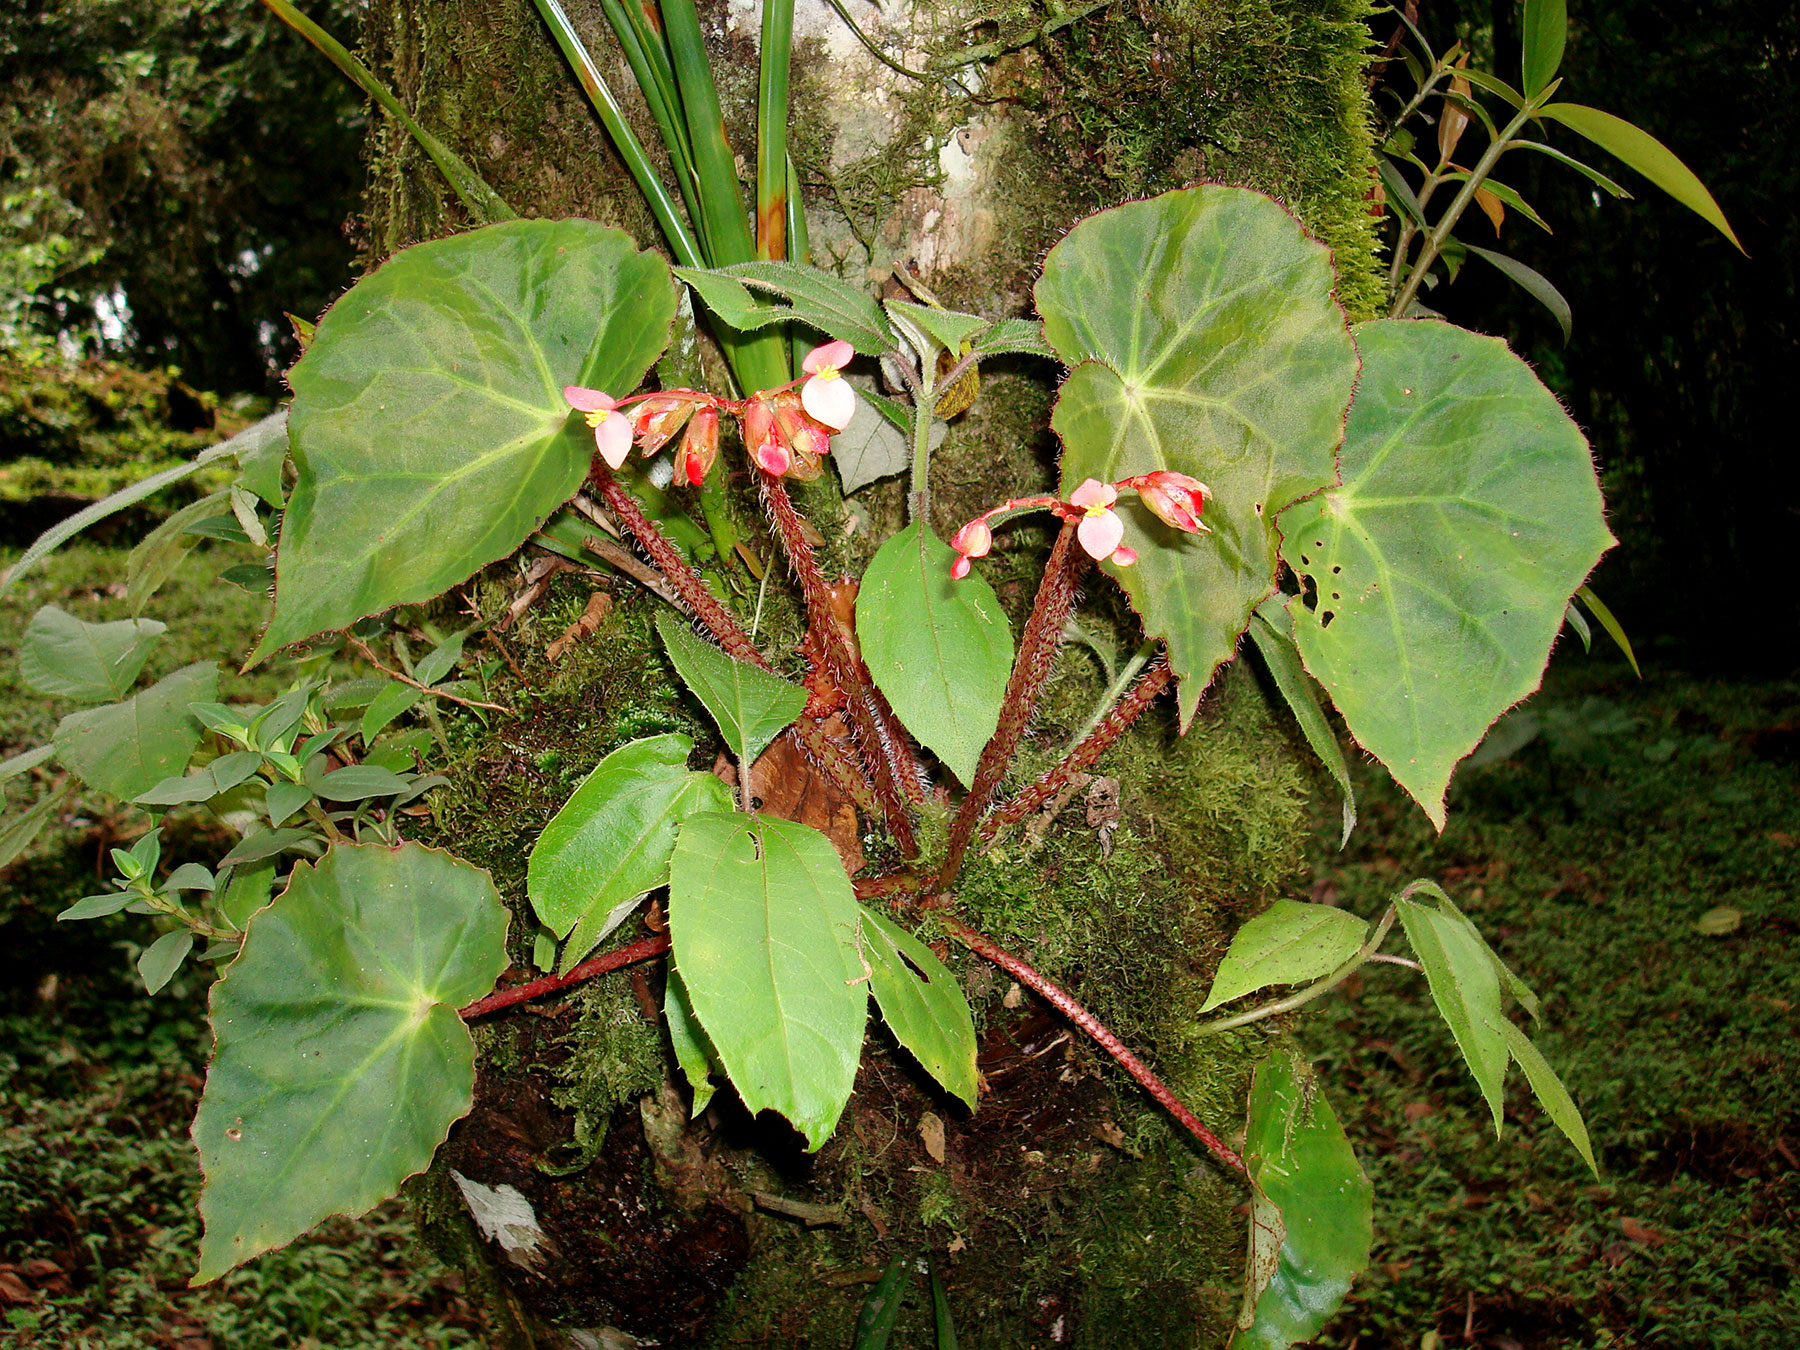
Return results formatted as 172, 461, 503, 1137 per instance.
631, 395, 697, 456
1133, 470, 1210, 534
950, 517, 993, 560
742, 396, 790, 476
675, 406, 720, 486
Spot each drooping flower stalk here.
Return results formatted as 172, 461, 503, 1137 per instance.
939, 518, 1082, 886
761, 473, 920, 855
981, 657, 1173, 840
940, 916, 1246, 1176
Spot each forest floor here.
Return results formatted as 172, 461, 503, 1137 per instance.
4, 537, 1798, 1348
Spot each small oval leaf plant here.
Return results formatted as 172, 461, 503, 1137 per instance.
4, 183, 1615, 1342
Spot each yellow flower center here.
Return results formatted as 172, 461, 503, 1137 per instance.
815, 366, 841, 381
1082, 502, 1110, 518
584, 409, 612, 428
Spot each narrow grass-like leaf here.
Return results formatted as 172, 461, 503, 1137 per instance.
853, 1256, 909, 1349
1465, 244, 1572, 344
1509, 140, 1629, 197
20, 606, 166, 703
656, 613, 806, 770
0, 787, 68, 869
858, 521, 1013, 785
668, 813, 865, 1150
859, 905, 978, 1107
1496, 1017, 1597, 1175
1249, 602, 1356, 846
1575, 584, 1640, 676
192, 842, 509, 1283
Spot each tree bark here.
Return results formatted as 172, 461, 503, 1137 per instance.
355, 2, 1381, 1344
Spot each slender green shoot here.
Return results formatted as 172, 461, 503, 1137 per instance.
757, 0, 795, 263
598, 0, 704, 235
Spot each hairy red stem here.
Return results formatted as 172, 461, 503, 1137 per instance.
593, 465, 767, 669
940, 520, 1081, 885
942, 917, 1246, 1175
761, 474, 918, 855
983, 658, 1173, 839
853, 871, 924, 902
460, 934, 671, 1020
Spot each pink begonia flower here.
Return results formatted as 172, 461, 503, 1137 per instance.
741, 395, 790, 476
1070, 478, 1129, 562
949, 516, 994, 580
800, 340, 857, 431
564, 385, 632, 469
1133, 470, 1211, 534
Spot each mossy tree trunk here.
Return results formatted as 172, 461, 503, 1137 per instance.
355, 2, 1381, 1345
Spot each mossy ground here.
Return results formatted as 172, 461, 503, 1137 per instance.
1302, 655, 1800, 1349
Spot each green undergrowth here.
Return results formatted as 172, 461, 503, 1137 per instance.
1301, 657, 1800, 1349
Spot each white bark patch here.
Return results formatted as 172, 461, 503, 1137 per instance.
451, 1170, 549, 1270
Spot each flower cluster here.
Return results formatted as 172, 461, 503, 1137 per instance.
949, 470, 1211, 579
563, 341, 859, 486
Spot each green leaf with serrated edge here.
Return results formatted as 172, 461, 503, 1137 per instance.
1, 743, 55, 785
526, 734, 732, 973
1418, 881, 1541, 1020
1249, 601, 1356, 847
1465, 245, 1572, 345
1201, 900, 1369, 1013
138, 929, 193, 995
1495, 1017, 1596, 1175
1575, 585, 1640, 677
858, 905, 979, 1108
665, 967, 720, 1118
1537, 103, 1743, 251
1521, 0, 1566, 94
251, 221, 675, 663
53, 662, 216, 802
127, 491, 230, 616
361, 682, 424, 744
885, 299, 989, 355
20, 606, 166, 703
191, 842, 508, 1284
134, 751, 264, 806
853, 1256, 909, 1349
971, 317, 1056, 361
1036, 186, 1358, 726
314, 765, 412, 802
1232, 1048, 1373, 1349
231, 410, 289, 507
1395, 897, 1508, 1129
265, 781, 314, 827
655, 613, 807, 771
0, 787, 68, 868
58, 890, 137, 921
668, 813, 865, 1151
858, 521, 1013, 786
1277, 320, 1613, 828
679, 260, 892, 353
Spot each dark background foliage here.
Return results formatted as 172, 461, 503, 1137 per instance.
1395, 0, 1798, 673
0, 0, 362, 394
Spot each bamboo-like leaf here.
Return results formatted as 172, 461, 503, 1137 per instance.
1575, 585, 1640, 676
1465, 244, 1572, 344
1396, 897, 1508, 1129
1538, 103, 1744, 251
1521, 0, 1566, 95
1495, 1017, 1598, 1175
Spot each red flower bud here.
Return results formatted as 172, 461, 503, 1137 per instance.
675, 405, 720, 486
631, 395, 697, 456
1132, 470, 1210, 534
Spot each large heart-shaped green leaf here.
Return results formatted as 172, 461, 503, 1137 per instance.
20, 605, 166, 703
53, 661, 217, 800
1233, 1048, 1373, 1349
1036, 186, 1358, 724
191, 842, 508, 1283
668, 812, 865, 1150
1277, 319, 1614, 827
527, 734, 733, 972
858, 521, 1013, 785
252, 220, 675, 662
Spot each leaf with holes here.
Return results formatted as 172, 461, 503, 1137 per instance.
655, 613, 807, 771
1233, 1048, 1373, 1348
1201, 900, 1368, 1012
668, 813, 865, 1150
20, 605, 166, 703
1277, 319, 1613, 827
191, 842, 509, 1283
527, 734, 732, 973
859, 905, 978, 1108
53, 662, 217, 801
251, 221, 675, 662
858, 521, 1013, 785
1036, 186, 1358, 725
